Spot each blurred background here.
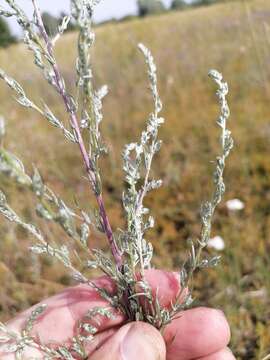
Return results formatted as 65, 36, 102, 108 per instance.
0, 0, 269, 358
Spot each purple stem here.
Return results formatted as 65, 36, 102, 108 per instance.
32, 0, 123, 269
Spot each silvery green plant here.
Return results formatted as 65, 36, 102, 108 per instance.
0, 0, 233, 358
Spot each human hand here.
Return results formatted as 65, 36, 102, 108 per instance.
1, 269, 235, 360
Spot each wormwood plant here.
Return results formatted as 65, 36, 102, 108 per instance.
0, 0, 233, 358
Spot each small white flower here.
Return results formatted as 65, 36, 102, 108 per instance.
208, 236, 225, 251
226, 199, 245, 211
0, 116, 5, 139
80, 118, 89, 129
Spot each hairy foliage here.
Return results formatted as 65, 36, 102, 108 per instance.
0, 0, 233, 358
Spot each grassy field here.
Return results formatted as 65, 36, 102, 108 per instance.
0, 0, 270, 358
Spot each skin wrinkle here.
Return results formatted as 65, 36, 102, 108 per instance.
165, 325, 180, 348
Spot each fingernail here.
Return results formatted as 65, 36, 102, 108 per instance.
121, 323, 165, 360
121, 326, 139, 360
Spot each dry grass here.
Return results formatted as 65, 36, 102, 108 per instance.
0, 0, 270, 358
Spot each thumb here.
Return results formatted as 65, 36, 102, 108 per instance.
90, 321, 166, 360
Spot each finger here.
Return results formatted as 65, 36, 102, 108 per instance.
6, 276, 125, 344
196, 347, 236, 360
164, 307, 231, 360
143, 269, 181, 308
90, 321, 166, 360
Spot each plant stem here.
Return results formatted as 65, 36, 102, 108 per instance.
31, 0, 122, 269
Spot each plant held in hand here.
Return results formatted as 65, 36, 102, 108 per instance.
0, 0, 233, 358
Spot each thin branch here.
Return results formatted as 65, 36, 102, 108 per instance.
31, 0, 122, 269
